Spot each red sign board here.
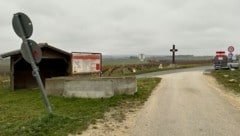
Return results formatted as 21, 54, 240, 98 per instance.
71, 52, 102, 74
216, 51, 225, 57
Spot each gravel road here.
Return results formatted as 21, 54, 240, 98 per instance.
130, 70, 240, 136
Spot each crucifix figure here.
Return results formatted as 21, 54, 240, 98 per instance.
170, 44, 178, 64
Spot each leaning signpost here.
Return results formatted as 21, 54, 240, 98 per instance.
12, 12, 52, 114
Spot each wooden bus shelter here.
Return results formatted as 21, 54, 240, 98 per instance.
0, 43, 71, 90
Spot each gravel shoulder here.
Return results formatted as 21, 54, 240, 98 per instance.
204, 74, 240, 110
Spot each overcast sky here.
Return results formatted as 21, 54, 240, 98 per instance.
0, 0, 240, 56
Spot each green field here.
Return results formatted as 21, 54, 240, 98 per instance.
0, 78, 160, 136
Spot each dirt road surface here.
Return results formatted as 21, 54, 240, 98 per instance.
80, 69, 240, 136
131, 71, 240, 136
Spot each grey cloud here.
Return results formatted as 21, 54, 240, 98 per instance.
1, 0, 240, 55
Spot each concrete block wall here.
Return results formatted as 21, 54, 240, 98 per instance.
45, 78, 65, 96
63, 80, 114, 98
110, 77, 137, 95
45, 76, 137, 98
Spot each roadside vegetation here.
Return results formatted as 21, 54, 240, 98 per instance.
0, 75, 9, 82
211, 69, 240, 93
0, 78, 160, 136
102, 57, 212, 76
102, 63, 211, 77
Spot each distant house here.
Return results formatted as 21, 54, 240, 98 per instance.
0, 43, 71, 90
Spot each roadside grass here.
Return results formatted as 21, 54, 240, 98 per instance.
0, 75, 9, 81
0, 78, 160, 136
0, 75, 10, 89
211, 69, 240, 93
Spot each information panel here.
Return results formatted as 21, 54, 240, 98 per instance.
71, 52, 101, 74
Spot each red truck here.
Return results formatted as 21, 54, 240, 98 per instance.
213, 51, 228, 70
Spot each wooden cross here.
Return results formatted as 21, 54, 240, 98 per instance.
170, 44, 178, 64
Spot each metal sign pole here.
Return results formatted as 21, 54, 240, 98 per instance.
14, 13, 52, 114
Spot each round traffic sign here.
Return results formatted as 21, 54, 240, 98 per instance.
12, 12, 33, 39
228, 46, 234, 52
21, 39, 42, 64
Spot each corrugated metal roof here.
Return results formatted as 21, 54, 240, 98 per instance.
0, 43, 70, 58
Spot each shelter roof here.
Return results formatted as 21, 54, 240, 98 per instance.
0, 43, 70, 58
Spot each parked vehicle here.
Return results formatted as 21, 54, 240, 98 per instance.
213, 55, 228, 70
213, 51, 239, 70
227, 60, 239, 69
